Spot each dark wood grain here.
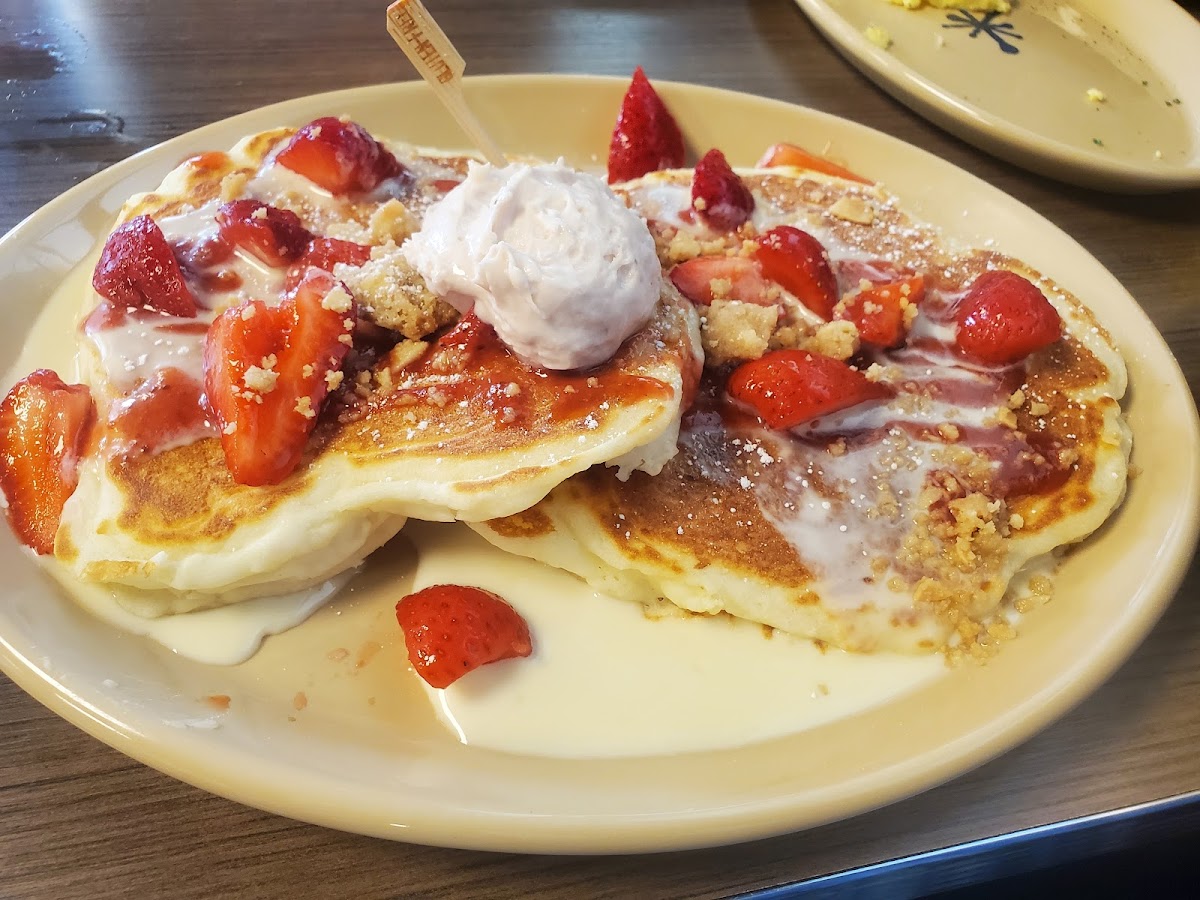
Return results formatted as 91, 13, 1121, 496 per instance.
2, 1, 1199, 897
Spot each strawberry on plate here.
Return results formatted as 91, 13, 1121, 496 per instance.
691, 148, 755, 232
284, 237, 373, 291
0, 370, 96, 555
395, 584, 533, 689
607, 67, 686, 184
756, 142, 872, 185
753, 226, 839, 319
92, 215, 198, 318
727, 349, 892, 429
274, 116, 405, 195
216, 200, 313, 267
835, 275, 925, 349
954, 270, 1062, 365
670, 255, 770, 306
203, 268, 356, 486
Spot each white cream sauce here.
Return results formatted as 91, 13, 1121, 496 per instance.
407, 523, 945, 759
248, 161, 340, 211
46, 564, 354, 667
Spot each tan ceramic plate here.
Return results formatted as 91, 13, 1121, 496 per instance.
1, 76, 1197, 854
794, 0, 1200, 192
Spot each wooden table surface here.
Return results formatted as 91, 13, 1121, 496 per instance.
2, 1, 1198, 897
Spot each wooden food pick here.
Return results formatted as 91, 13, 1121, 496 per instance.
386, 0, 506, 166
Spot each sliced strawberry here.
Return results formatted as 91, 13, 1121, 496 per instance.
216, 200, 312, 267
203, 268, 356, 486
0, 370, 96, 555
753, 226, 838, 319
691, 148, 754, 232
92, 215, 198, 318
727, 349, 892, 429
670, 256, 770, 306
607, 67, 686, 184
275, 117, 404, 194
955, 271, 1062, 365
755, 142, 872, 185
284, 237, 372, 291
835, 275, 926, 348
395, 584, 533, 689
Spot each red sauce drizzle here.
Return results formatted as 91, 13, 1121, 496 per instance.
176, 235, 241, 297
107, 367, 215, 456
158, 321, 211, 336
392, 313, 673, 426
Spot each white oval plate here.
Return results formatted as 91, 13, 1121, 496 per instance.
1, 76, 1198, 854
793, 0, 1200, 192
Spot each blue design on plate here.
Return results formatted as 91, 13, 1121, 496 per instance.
942, 10, 1023, 55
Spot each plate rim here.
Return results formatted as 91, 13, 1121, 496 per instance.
1, 73, 1199, 854
792, 0, 1200, 193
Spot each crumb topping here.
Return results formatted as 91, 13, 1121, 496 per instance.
802, 320, 859, 361
294, 396, 316, 419
320, 285, 354, 314
243, 356, 279, 394
334, 243, 457, 340
701, 300, 778, 365
828, 195, 876, 225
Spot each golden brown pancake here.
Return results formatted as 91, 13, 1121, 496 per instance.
472, 168, 1130, 656
56, 129, 701, 615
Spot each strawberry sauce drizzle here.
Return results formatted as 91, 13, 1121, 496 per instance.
106, 367, 216, 457
379, 313, 673, 429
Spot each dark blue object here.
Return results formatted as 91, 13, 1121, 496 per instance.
942, 10, 1024, 55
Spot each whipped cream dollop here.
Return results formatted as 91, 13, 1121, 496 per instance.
402, 161, 662, 370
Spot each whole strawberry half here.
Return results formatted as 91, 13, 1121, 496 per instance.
692, 148, 754, 232
0, 370, 96, 555
395, 584, 533, 689
92, 215, 198, 318
955, 270, 1062, 365
203, 268, 356, 486
607, 67, 686, 184
275, 116, 405, 195
753, 226, 839, 320
727, 349, 892, 429
216, 200, 313, 267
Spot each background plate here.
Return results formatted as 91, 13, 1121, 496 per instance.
793, 0, 1200, 192
0, 75, 1197, 854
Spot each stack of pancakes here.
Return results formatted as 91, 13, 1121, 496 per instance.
55, 131, 1129, 655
